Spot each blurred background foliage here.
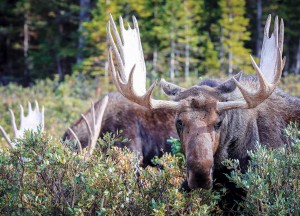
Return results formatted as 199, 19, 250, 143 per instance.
0, 0, 300, 85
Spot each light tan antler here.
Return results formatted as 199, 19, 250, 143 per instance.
107, 15, 179, 110
217, 15, 285, 112
67, 96, 109, 162
0, 101, 44, 148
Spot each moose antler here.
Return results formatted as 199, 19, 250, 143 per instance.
107, 15, 179, 110
108, 14, 284, 113
217, 15, 285, 112
0, 101, 44, 148
67, 96, 109, 162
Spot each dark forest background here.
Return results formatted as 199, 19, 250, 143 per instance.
0, 0, 299, 86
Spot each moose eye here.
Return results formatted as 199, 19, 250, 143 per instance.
214, 120, 223, 131
176, 119, 184, 134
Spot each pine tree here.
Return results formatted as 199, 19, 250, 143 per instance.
218, 0, 252, 75
153, 0, 182, 80
176, 0, 202, 79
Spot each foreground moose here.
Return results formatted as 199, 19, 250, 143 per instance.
107, 13, 300, 193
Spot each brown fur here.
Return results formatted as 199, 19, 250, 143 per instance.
63, 92, 178, 166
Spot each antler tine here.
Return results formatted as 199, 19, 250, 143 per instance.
91, 101, 96, 133
217, 15, 284, 113
84, 96, 109, 162
110, 14, 124, 61
108, 15, 180, 111
279, 18, 284, 56
264, 14, 271, 38
41, 105, 45, 131
28, 101, 32, 114
67, 127, 83, 153
0, 126, 13, 148
81, 114, 93, 142
19, 104, 25, 122
9, 109, 18, 138
35, 100, 39, 111
107, 18, 126, 82
108, 48, 125, 93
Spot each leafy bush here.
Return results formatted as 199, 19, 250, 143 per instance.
224, 123, 300, 215
0, 130, 222, 215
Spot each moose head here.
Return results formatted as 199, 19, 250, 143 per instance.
107, 15, 285, 189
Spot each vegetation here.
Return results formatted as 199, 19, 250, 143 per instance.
224, 122, 300, 215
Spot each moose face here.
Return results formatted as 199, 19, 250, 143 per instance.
176, 96, 222, 189
163, 84, 226, 189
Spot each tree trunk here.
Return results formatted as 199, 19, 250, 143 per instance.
256, 0, 262, 57
153, 48, 158, 74
284, 36, 290, 76
295, 38, 300, 75
194, 68, 198, 78
228, 51, 233, 75
56, 56, 64, 82
57, 24, 64, 81
228, 13, 233, 75
170, 32, 175, 81
23, 15, 30, 85
77, 0, 91, 64
104, 60, 108, 77
184, 0, 190, 79
185, 42, 190, 79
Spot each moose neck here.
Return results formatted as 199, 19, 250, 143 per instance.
214, 88, 300, 172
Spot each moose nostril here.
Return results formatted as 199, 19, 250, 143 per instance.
188, 168, 213, 190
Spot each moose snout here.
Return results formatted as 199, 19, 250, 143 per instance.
186, 159, 214, 189
187, 169, 213, 189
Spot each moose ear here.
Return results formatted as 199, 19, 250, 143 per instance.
215, 72, 242, 94
160, 79, 185, 98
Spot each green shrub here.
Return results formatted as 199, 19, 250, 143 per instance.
224, 123, 300, 215
0, 130, 222, 215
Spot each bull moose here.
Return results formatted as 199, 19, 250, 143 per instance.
107, 13, 300, 194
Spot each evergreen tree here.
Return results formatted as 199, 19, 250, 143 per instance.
218, 0, 252, 75
153, 0, 182, 80
0, 0, 79, 84
177, 0, 202, 79
77, 0, 123, 76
